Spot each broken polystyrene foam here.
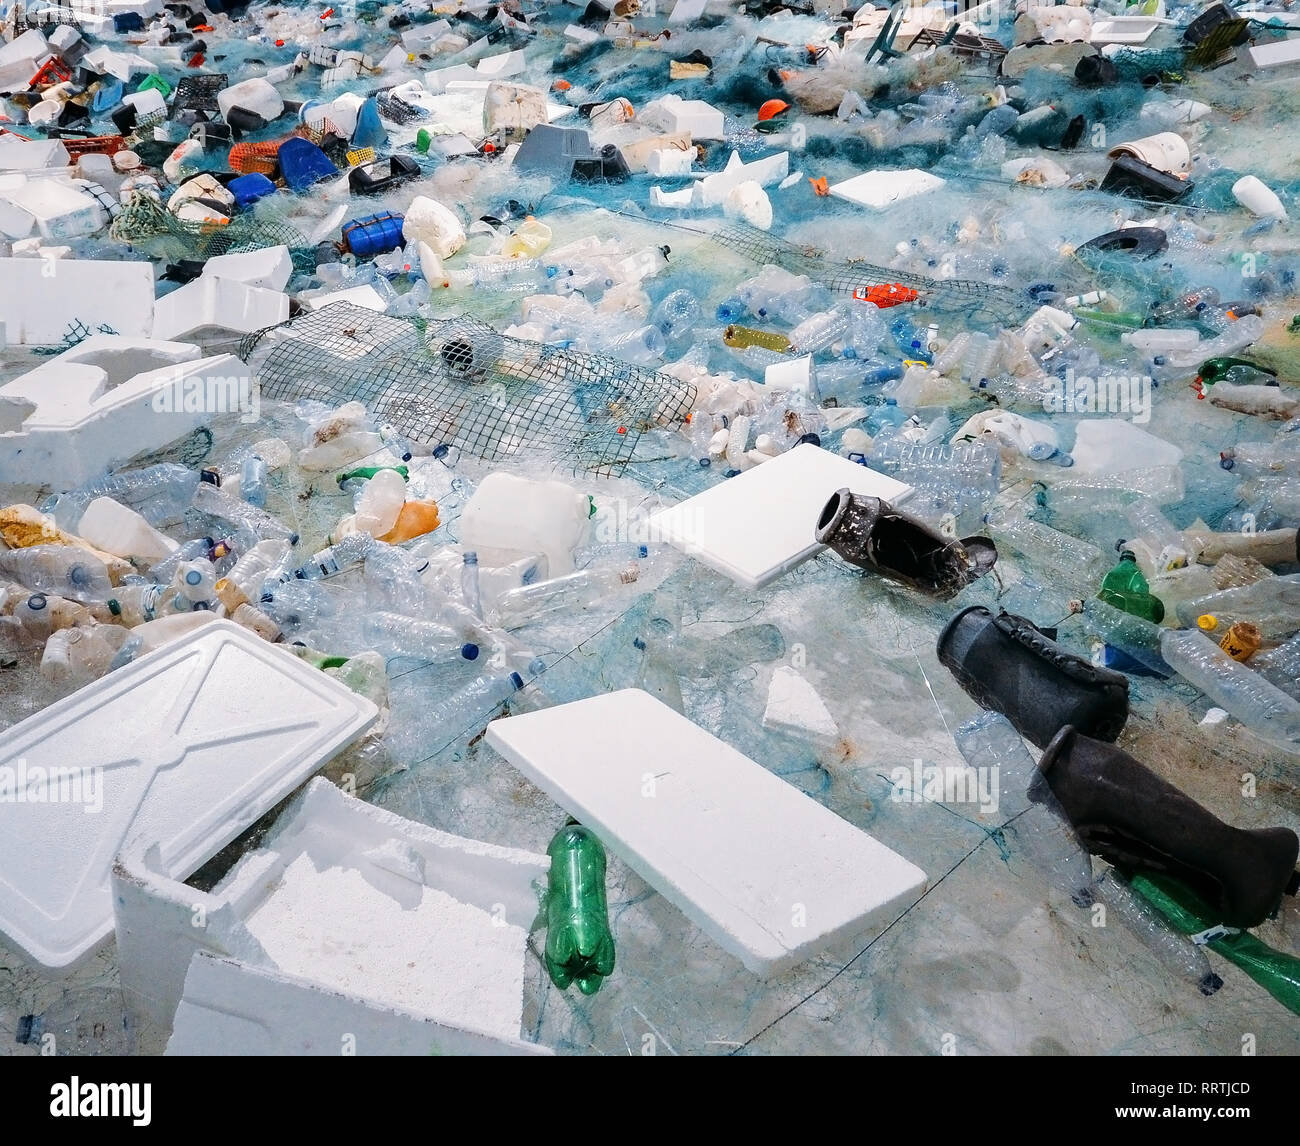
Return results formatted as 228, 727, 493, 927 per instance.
152, 276, 290, 343
649, 443, 912, 590
764, 354, 816, 396
166, 952, 550, 1055
646, 147, 695, 176
486, 689, 928, 977
1090, 15, 1164, 44
0, 621, 378, 973
829, 168, 946, 209
640, 94, 725, 140
1249, 37, 1300, 69
217, 76, 284, 123
0, 137, 70, 171
0, 175, 105, 241
0, 256, 152, 345
695, 150, 789, 207
0, 335, 249, 487
300, 283, 390, 312
201, 246, 294, 292
669, 0, 710, 22
115, 777, 547, 1045
763, 666, 839, 745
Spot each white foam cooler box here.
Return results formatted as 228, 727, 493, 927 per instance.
114, 778, 551, 1054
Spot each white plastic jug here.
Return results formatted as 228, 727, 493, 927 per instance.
460, 473, 591, 574
353, 468, 407, 537
77, 497, 178, 564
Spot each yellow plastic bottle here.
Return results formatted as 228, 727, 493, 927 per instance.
502, 216, 552, 259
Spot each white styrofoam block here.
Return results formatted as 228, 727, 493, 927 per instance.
693, 149, 789, 207
649, 443, 912, 590
763, 666, 839, 745
0, 621, 378, 973
300, 284, 389, 312
641, 94, 725, 140
115, 778, 548, 1046
829, 168, 946, 209
0, 137, 70, 171
1249, 37, 1300, 68
0, 256, 152, 345
201, 246, 293, 292
152, 276, 289, 343
764, 354, 815, 396
0, 175, 104, 241
166, 952, 550, 1055
0, 336, 250, 487
1090, 16, 1163, 44
486, 689, 928, 977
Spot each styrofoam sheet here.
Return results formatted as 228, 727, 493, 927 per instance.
0, 620, 378, 971
649, 443, 912, 589
166, 952, 550, 1055
1090, 16, 1163, 44
0, 256, 153, 344
829, 168, 945, 209
486, 689, 928, 976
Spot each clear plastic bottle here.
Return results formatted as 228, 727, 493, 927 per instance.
410, 671, 526, 749
1124, 501, 1188, 572
603, 324, 666, 366
1254, 633, 1300, 700
490, 562, 641, 629
1220, 437, 1300, 480
1079, 597, 1171, 676
789, 308, 851, 355
41, 622, 127, 687
651, 289, 701, 342
194, 481, 299, 545
363, 543, 429, 616
0, 544, 113, 602
988, 514, 1111, 586
1148, 315, 1266, 383
1093, 868, 1222, 996
149, 537, 218, 588
1048, 466, 1186, 510
48, 463, 199, 530
295, 532, 375, 579
215, 538, 292, 611
362, 610, 479, 663
1147, 285, 1220, 324
633, 634, 684, 713
460, 551, 483, 619
240, 455, 268, 508
173, 558, 217, 606
1173, 574, 1300, 637
1160, 628, 1300, 742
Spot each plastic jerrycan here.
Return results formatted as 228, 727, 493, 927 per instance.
459, 473, 593, 575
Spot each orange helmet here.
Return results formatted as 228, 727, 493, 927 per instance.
757, 98, 789, 121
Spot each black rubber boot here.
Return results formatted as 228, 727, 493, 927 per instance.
816, 490, 998, 599
936, 606, 1129, 747
1033, 726, 1299, 929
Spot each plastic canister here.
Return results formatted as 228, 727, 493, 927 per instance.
459, 473, 592, 575
342, 212, 405, 258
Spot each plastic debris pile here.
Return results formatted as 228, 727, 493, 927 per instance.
0, 0, 1298, 1060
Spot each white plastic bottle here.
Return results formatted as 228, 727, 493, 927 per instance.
353, 468, 407, 537
76, 497, 179, 564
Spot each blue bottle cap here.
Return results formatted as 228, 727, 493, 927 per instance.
509, 671, 524, 690
461, 643, 479, 660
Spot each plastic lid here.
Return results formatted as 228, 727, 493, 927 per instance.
28, 594, 47, 611
185, 569, 203, 585
461, 643, 480, 660
1197, 614, 1218, 632
509, 671, 524, 690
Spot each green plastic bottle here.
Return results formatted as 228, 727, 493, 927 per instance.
1099, 549, 1165, 623
1130, 872, 1300, 1017
544, 821, 616, 996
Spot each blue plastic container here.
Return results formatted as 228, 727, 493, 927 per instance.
342, 212, 405, 258
276, 137, 337, 192
228, 172, 277, 210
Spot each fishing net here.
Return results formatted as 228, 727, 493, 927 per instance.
240, 303, 697, 477
109, 194, 313, 262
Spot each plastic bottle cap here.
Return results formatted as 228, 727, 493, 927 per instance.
28, 594, 47, 611
509, 672, 524, 690
462, 643, 479, 660
185, 569, 203, 585
1197, 614, 1218, 632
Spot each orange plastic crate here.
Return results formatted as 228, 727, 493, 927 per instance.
227, 139, 281, 175
61, 135, 127, 160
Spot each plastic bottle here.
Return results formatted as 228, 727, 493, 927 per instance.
1160, 628, 1300, 742
1219, 438, 1300, 480
501, 216, 552, 259
435, 594, 548, 680
9, 591, 91, 643
49, 463, 199, 530
353, 468, 407, 538
1093, 868, 1222, 996
41, 622, 128, 687
953, 712, 1095, 906
418, 670, 526, 744
240, 455, 267, 508
194, 481, 299, 545
1148, 315, 1266, 383
489, 562, 641, 629
362, 611, 479, 663
1123, 501, 1188, 573
633, 634, 684, 713
987, 516, 1111, 587
230, 602, 281, 642
1130, 872, 1299, 1017
1173, 574, 1300, 637
603, 324, 666, 366
173, 558, 217, 606
1147, 285, 1220, 324
1254, 633, 1300, 700
789, 308, 851, 355
1079, 598, 1172, 677
664, 623, 786, 678
76, 497, 178, 564
651, 289, 701, 341
460, 551, 483, 619
0, 545, 113, 602
295, 532, 375, 579
215, 538, 292, 611
362, 544, 428, 616
1098, 550, 1165, 623
544, 821, 616, 995
148, 537, 219, 588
